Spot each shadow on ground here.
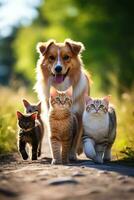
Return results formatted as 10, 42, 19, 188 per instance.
40, 157, 134, 177
0, 153, 134, 177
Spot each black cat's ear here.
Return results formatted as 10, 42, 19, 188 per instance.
23, 99, 30, 108
16, 111, 23, 119
31, 112, 37, 120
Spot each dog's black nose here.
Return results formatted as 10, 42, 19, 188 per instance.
55, 65, 62, 73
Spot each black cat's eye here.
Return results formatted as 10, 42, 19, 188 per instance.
48, 55, 55, 62
63, 55, 70, 61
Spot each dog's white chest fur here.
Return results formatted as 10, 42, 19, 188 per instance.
51, 77, 71, 91
83, 112, 109, 142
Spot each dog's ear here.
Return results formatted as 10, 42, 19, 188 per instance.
65, 39, 85, 55
36, 39, 55, 56
37, 102, 41, 114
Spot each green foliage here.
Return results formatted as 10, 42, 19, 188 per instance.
0, 87, 36, 154
0, 114, 16, 153
112, 91, 134, 159
14, 27, 43, 84
120, 147, 134, 161
12, 0, 134, 93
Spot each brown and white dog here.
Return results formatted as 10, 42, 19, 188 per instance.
35, 39, 91, 155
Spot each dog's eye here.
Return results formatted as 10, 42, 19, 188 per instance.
63, 55, 70, 61
49, 55, 55, 62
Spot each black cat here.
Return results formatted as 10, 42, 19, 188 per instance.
17, 111, 42, 160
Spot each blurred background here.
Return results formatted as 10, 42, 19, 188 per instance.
0, 0, 133, 161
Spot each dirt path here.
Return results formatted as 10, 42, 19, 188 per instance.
0, 144, 134, 200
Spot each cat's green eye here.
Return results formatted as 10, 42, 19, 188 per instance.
55, 97, 60, 101
90, 104, 95, 108
55, 97, 61, 104
65, 97, 69, 101
99, 105, 104, 109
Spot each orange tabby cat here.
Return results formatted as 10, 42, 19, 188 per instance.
48, 88, 78, 164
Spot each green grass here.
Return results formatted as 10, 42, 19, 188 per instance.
113, 92, 134, 160
0, 86, 36, 154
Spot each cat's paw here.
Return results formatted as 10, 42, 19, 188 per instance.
22, 154, 28, 160
38, 151, 41, 157
69, 153, 77, 162
103, 153, 111, 162
51, 159, 62, 165
94, 157, 103, 164
32, 156, 37, 160
77, 144, 83, 155
103, 158, 111, 163
62, 159, 70, 165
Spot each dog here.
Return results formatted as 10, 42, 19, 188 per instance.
35, 39, 91, 155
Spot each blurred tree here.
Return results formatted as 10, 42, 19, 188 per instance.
0, 0, 42, 86
71, 0, 134, 93
13, 0, 72, 84
0, 29, 17, 85
13, 0, 134, 93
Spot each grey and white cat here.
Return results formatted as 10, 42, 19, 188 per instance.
82, 95, 116, 164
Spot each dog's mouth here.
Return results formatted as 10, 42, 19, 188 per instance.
51, 68, 70, 84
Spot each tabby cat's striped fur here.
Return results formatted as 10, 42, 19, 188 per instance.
82, 96, 116, 164
49, 89, 78, 164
